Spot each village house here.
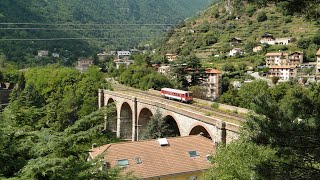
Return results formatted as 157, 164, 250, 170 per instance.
228, 48, 244, 56
253, 45, 263, 53
265, 52, 303, 67
114, 59, 134, 69
274, 37, 293, 45
260, 33, 275, 44
268, 65, 297, 81
37, 50, 49, 57
75, 57, 93, 72
117, 51, 131, 58
165, 53, 178, 62
52, 53, 60, 58
158, 65, 171, 75
88, 135, 216, 180
265, 52, 304, 80
130, 48, 141, 54
317, 49, 320, 73
229, 37, 242, 46
259, 33, 293, 45
203, 69, 222, 100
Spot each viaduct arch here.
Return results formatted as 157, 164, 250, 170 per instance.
99, 89, 240, 143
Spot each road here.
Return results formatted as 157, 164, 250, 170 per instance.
250, 72, 273, 86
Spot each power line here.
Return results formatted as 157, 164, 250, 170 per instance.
0, 37, 166, 41
0, 22, 177, 26
0, 27, 167, 31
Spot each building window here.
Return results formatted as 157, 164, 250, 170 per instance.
117, 159, 129, 167
189, 151, 199, 157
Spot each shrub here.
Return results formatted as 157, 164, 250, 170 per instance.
246, 5, 256, 17
257, 11, 268, 22
211, 102, 220, 109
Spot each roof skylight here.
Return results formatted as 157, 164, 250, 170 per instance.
188, 151, 199, 157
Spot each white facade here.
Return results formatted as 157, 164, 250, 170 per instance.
269, 66, 297, 81
260, 37, 293, 45
228, 48, 244, 56
52, 53, 60, 58
117, 51, 131, 56
38, 50, 49, 57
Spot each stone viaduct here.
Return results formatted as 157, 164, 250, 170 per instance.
98, 89, 241, 143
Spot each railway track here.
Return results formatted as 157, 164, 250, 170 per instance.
111, 84, 245, 124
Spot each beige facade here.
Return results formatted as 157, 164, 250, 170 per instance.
266, 52, 303, 80
76, 58, 93, 72
165, 53, 177, 61
253, 45, 263, 53
204, 69, 222, 100
269, 66, 297, 81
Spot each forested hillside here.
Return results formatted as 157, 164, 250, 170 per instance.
0, 0, 212, 66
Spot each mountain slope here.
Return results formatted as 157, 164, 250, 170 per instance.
0, 0, 212, 66
158, 0, 320, 69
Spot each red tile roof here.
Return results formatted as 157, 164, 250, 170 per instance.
269, 65, 296, 69
89, 135, 215, 179
206, 69, 221, 74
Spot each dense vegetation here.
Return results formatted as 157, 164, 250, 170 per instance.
108, 54, 174, 90
0, 0, 212, 67
0, 65, 135, 179
206, 81, 320, 179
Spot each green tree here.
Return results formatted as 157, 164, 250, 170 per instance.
141, 109, 172, 140
238, 80, 269, 108
189, 86, 207, 99
205, 141, 275, 180
243, 84, 320, 179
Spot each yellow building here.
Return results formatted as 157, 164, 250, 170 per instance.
88, 135, 216, 180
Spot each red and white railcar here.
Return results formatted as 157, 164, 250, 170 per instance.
161, 88, 193, 103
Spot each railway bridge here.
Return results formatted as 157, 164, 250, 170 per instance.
98, 88, 245, 143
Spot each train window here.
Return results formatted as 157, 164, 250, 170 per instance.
189, 93, 193, 97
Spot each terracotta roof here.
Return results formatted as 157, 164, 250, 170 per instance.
317, 49, 320, 56
265, 52, 284, 56
89, 135, 215, 179
206, 69, 221, 74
